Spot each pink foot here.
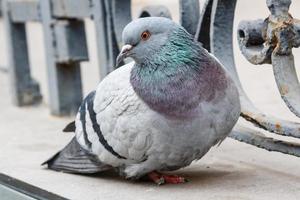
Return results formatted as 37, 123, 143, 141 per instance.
147, 171, 188, 185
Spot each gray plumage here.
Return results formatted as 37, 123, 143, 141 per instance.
43, 17, 241, 180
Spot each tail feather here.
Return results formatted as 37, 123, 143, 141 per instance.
63, 121, 76, 132
42, 137, 111, 174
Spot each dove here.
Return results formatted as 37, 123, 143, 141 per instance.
43, 17, 241, 185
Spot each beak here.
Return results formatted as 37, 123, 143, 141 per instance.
116, 44, 133, 67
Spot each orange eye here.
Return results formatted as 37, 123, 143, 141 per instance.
141, 31, 151, 41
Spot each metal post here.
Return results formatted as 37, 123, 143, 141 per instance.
2, 0, 41, 106
39, 0, 84, 116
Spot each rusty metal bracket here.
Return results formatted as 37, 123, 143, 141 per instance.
238, 0, 300, 118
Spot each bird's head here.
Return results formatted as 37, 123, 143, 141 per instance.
116, 17, 181, 66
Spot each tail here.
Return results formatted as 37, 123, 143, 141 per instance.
42, 137, 111, 174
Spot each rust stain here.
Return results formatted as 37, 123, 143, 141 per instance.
275, 123, 281, 130
280, 85, 289, 95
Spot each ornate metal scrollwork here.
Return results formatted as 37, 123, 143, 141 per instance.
238, 0, 300, 118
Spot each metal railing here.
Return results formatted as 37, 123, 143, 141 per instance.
1, 0, 300, 157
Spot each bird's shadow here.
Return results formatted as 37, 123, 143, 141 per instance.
76, 164, 246, 187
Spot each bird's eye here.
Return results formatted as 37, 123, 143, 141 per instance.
141, 31, 151, 41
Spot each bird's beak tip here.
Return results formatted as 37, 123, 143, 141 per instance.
115, 44, 133, 67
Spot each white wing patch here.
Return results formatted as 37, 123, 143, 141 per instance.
78, 62, 153, 166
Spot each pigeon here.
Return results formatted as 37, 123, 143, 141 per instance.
43, 17, 241, 185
